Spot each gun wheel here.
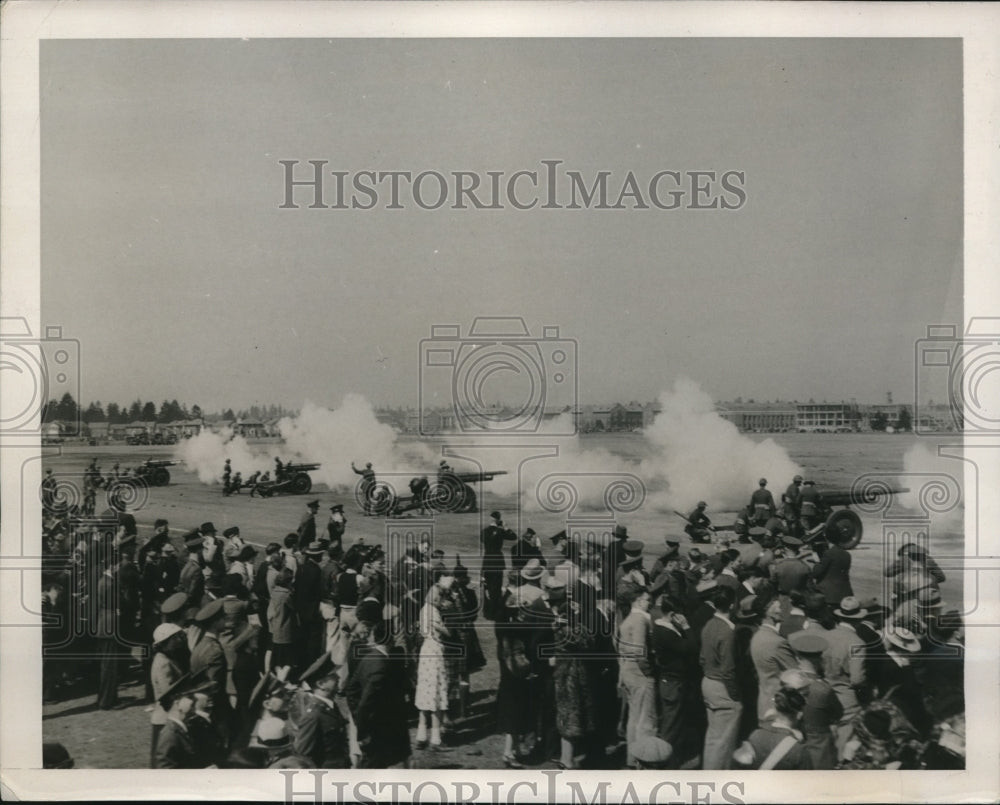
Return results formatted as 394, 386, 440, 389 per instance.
152, 468, 170, 486
291, 473, 312, 495
826, 509, 863, 549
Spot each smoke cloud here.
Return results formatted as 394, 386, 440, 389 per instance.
176, 427, 271, 484
898, 442, 964, 532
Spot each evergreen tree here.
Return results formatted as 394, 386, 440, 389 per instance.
106, 402, 121, 423
141, 401, 157, 421
897, 406, 912, 432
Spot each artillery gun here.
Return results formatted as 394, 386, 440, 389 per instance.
715, 484, 909, 550
131, 459, 178, 487
367, 469, 508, 515
254, 462, 321, 497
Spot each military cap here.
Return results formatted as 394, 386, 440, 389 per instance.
524, 528, 536, 537
748, 526, 767, 538
759, 478, 767, 486
356, 599, 383, 625
157, 670, 209, 707
222, 597, 248, 616
306, 499, 320, 508
194, 598, 225, 623
793, 474, 803, 483
549, 530, 567, 545
622, 539, 644, 557
631, 736, 673, 767
781, 535, 803, 547
788, 630, 828, 655
200, 522, 216, 535
697, 501, 707, 508
161, 592, 189, 616
223, 526, 240, 538
665, 538, 680, 547
489, 510, 502, 520
614, 525, 628, 538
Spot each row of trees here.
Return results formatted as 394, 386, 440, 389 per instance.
870, 406, 913, 432
41, 394, 297, 425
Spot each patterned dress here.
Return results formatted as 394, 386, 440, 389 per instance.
415, 603, 452, 711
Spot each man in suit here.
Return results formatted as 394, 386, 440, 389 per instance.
344, 617, 411, 768
297, 500, 320, 550
617, 587, 657, 768
699, 586, 741, 770
295, 542, 326, 668
749, 597, 798, 720
153, 673, 209, 769
95, 549, 123, 710
809, 532, 853, 603
481, 510, 517, 620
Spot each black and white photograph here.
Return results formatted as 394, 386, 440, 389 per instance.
1, 2, 998, 802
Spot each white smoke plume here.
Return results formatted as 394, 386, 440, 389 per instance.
278, 396, 436, 490
176, 427, 271, 484
639, 378, 803, 513
898, 442, 964, 532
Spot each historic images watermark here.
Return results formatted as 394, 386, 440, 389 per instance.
279, 160, 747, 212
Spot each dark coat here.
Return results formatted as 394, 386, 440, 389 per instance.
189, 632, 229, 714
293, 694, 350, 768
809, 544, 853, 603
294, 560, 323, 624
344, 645, 411, 767
297, 512, 316, 550
153, 719, 197, 768
178, 557, 205, 604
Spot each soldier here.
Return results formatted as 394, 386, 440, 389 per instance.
783, 475, 804, 523
222, 460, 232, 496
798, 480, 822, 531
297, 500, 320, 551
247, 471, 262, 498
326, 504, 347, 560
178, 533, 207, 609
231, 472, 242, 494
684, 502, 714, 544
510, 527, 544, 573
274, 457, 285, 480
351, 462, 376, 515
750, 478, 776, 526
293, 654, 352, 768
481, 510, 517, 621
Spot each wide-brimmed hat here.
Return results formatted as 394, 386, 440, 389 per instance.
520, 558, 545, 581
779, 668, 812, 691
631, 735, 672, 767
834, 596, 869, 620
622, 539, 644, 558
303, 541, 325, 556
152, 622, 184, 646
734, 595, 759, 620
184, 532, 204, 550
160, 592, 188, 616
223, 526, 240, 538
200, 522, 216, 535
781, 535, 803, 548
614, 525, 628, 539
917, 588, 944, 609
885, 627, 921, 653
256, 717, 290, 749
194, 598, 225, 624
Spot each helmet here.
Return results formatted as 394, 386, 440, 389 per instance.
759, 478, 767, 486
793, 475, 803, 483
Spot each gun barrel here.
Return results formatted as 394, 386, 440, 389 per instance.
451, 470, 508, 483
822, 486, 910, 506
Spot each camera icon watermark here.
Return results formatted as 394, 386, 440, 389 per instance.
419, 317, 577, 436
915, 318, 1000, 435
0, 317, 81, 437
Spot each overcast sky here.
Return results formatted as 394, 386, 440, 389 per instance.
41, 37, 962, 412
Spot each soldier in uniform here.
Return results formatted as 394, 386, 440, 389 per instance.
684, 503, 714, 544
293, 654, 351, 768
178, 533, 207, 610
798, 480, 822, 531
153, 672, 210, 769
297, 500, 319, 551
750, 479, 776, 526
481, 510, 517, 621
326, 504, 347, 559
222, 460, 232, 496
351, 462, 376, 515
783, 475, 804, 524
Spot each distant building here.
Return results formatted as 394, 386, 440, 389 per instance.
795, 402, 862, 432
717, 401, 797, 432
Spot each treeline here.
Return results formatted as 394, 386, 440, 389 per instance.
41, 394, 294, 424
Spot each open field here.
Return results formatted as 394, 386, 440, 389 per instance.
40, 432, 966, 768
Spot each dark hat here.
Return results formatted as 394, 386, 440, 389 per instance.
520, 558, 545, 581
184, 532, 205, 550
223, 526, 240, 538
237, 544, 258, 562
789, 630, 828, 655
300, 652, 337, 684
803, 479, 815, 486
688, 548, 707, 564
452, 554, 469, 578
665, 538, 680, 547
623, 539, 644, 557
898, 542, 926, 558
749, 526, 767, 538
160, 592, 189, 616
834, 596, 868, 620
306, 499, 320, 508
614, 525, 628, 539
157, 670, 209, 707
194, 598, 225, 623
759, 478, 767, 486
489, 510, 502, 520
524, 528, 536, 537
200, 522, 216, 535
303, 541, 324, 556
356, 599, 383, 625
793, 475, 803, 483
917, 587, 944, 609
42, 742, 74, 770
549, 530, 567, 545
697, 501, 707, 508
781, 535, 803, 548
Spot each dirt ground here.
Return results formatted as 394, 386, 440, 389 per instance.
41, 433, 965, 768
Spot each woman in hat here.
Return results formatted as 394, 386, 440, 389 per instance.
149, 623, 190, 767
414, 577, 456, 749
494, 587, 535, 768
227, 544, 258, 593
450, 556, 485, 717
